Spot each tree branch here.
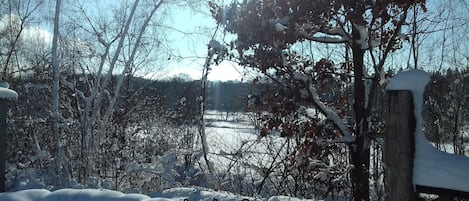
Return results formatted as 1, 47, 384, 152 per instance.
307, 84, 355, 143
301, 34, 349, 44
61, 77, 86, 100
298, 25, 351, 44
376, 10, 408, 70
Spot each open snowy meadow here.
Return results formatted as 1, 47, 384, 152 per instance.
204, 111, 288, 182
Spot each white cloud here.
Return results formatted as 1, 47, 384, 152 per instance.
23, 26, 53, 44
0, 14, 21, 30
0, 14, 53, 45
208, 60, 243, 81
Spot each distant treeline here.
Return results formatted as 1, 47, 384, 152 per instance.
133, 77, 260, 113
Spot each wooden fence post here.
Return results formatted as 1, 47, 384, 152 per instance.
0, 98, 7, 192
0, 82, 17, 192
385, 90, 417, 201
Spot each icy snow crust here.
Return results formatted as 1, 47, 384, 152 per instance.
386, 69, 469, 192
0, 187, 319, 201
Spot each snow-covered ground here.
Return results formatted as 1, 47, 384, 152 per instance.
204, 111, 287, 175
0, 187, 322, 201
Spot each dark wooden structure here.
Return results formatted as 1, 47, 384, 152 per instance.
385, 90, 417, 201
0, 98, 6, 192
385, 90, 469, 201
0, 82, 17, 193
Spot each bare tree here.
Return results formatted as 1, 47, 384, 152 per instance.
0, 0, 45, 79
50, 0, 70, 186
57, 0, 200, 184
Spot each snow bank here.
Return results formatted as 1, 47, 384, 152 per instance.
386, 69, 469, 192
150, 187, 254, 201
0, 189, 49, 201
0, 187, 323, 201
0, 87, 18, 100
0, 189, 164, 201
268, 195, 316, 201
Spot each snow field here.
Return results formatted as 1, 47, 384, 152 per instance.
204, 111, 289, 183
203, 111, 351, 199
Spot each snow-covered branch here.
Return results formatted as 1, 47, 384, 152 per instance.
298, 25, 351, 44
307, 84, 355, 143
301, 34, 349, 44
275, 41, 354, 142
376, 11, 408, 69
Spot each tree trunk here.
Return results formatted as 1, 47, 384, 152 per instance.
51, 0, 60, 147
0, 99, 6, 192
199, 47, 215, 182
98, 0, 163, 134
350, 27, 370, 201
87, 0, 139, 176
51, 0, 70, 185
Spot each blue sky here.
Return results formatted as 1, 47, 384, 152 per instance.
162, 1, 461, 80
163, 5, 245, 81
31, 0, 245, 81
21, 0, 469, 81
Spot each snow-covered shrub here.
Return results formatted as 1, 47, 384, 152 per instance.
4, 76, 204, 193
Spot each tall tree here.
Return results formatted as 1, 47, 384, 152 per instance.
50, 0, 68, 185
57, 0, 176, 182
211, 0, 426, 200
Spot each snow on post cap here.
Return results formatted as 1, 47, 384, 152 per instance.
385, 69, 430, 92
0, 81, 18, 100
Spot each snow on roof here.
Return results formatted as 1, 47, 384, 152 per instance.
0, 87, 18, 100
386, 69, 469, 192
